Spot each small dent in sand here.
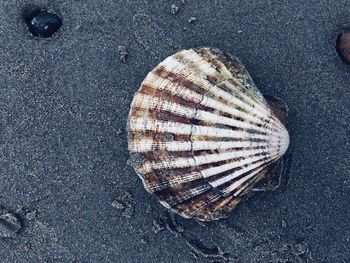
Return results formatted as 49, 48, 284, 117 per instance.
0, 209, 22, 238
112, 191, 135, 219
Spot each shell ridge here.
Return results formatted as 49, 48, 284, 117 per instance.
168, 51, 271, 119
199, 48, 266, 105
185, 48, 270, 112
141, 71, 270, 126
138, 146, 279, 173
136, 150, 278, 192
208, 154, 277, 189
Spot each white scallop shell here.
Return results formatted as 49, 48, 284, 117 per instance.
127, 48, 290, 221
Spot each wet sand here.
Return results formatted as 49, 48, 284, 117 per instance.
0, 0, 349, 262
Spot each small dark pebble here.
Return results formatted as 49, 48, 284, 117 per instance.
24, 9, 62, 38
336, 31, 350, 64
0, 211, 22, 237
118, 45, 129, 63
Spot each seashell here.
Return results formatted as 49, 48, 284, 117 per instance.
127, 48, 290, 221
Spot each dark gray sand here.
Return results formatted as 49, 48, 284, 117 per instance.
1, 0, 349, 262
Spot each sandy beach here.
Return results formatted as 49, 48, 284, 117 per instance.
0, 0, 349, 262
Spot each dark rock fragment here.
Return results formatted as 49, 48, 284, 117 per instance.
336, 31, 350, 64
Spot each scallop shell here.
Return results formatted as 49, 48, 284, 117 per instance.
127, 48, 290, 221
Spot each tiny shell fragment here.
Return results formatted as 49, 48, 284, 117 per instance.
171, 4, 179, 14
188, 17, 197, 24
118, 45, 129, 63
